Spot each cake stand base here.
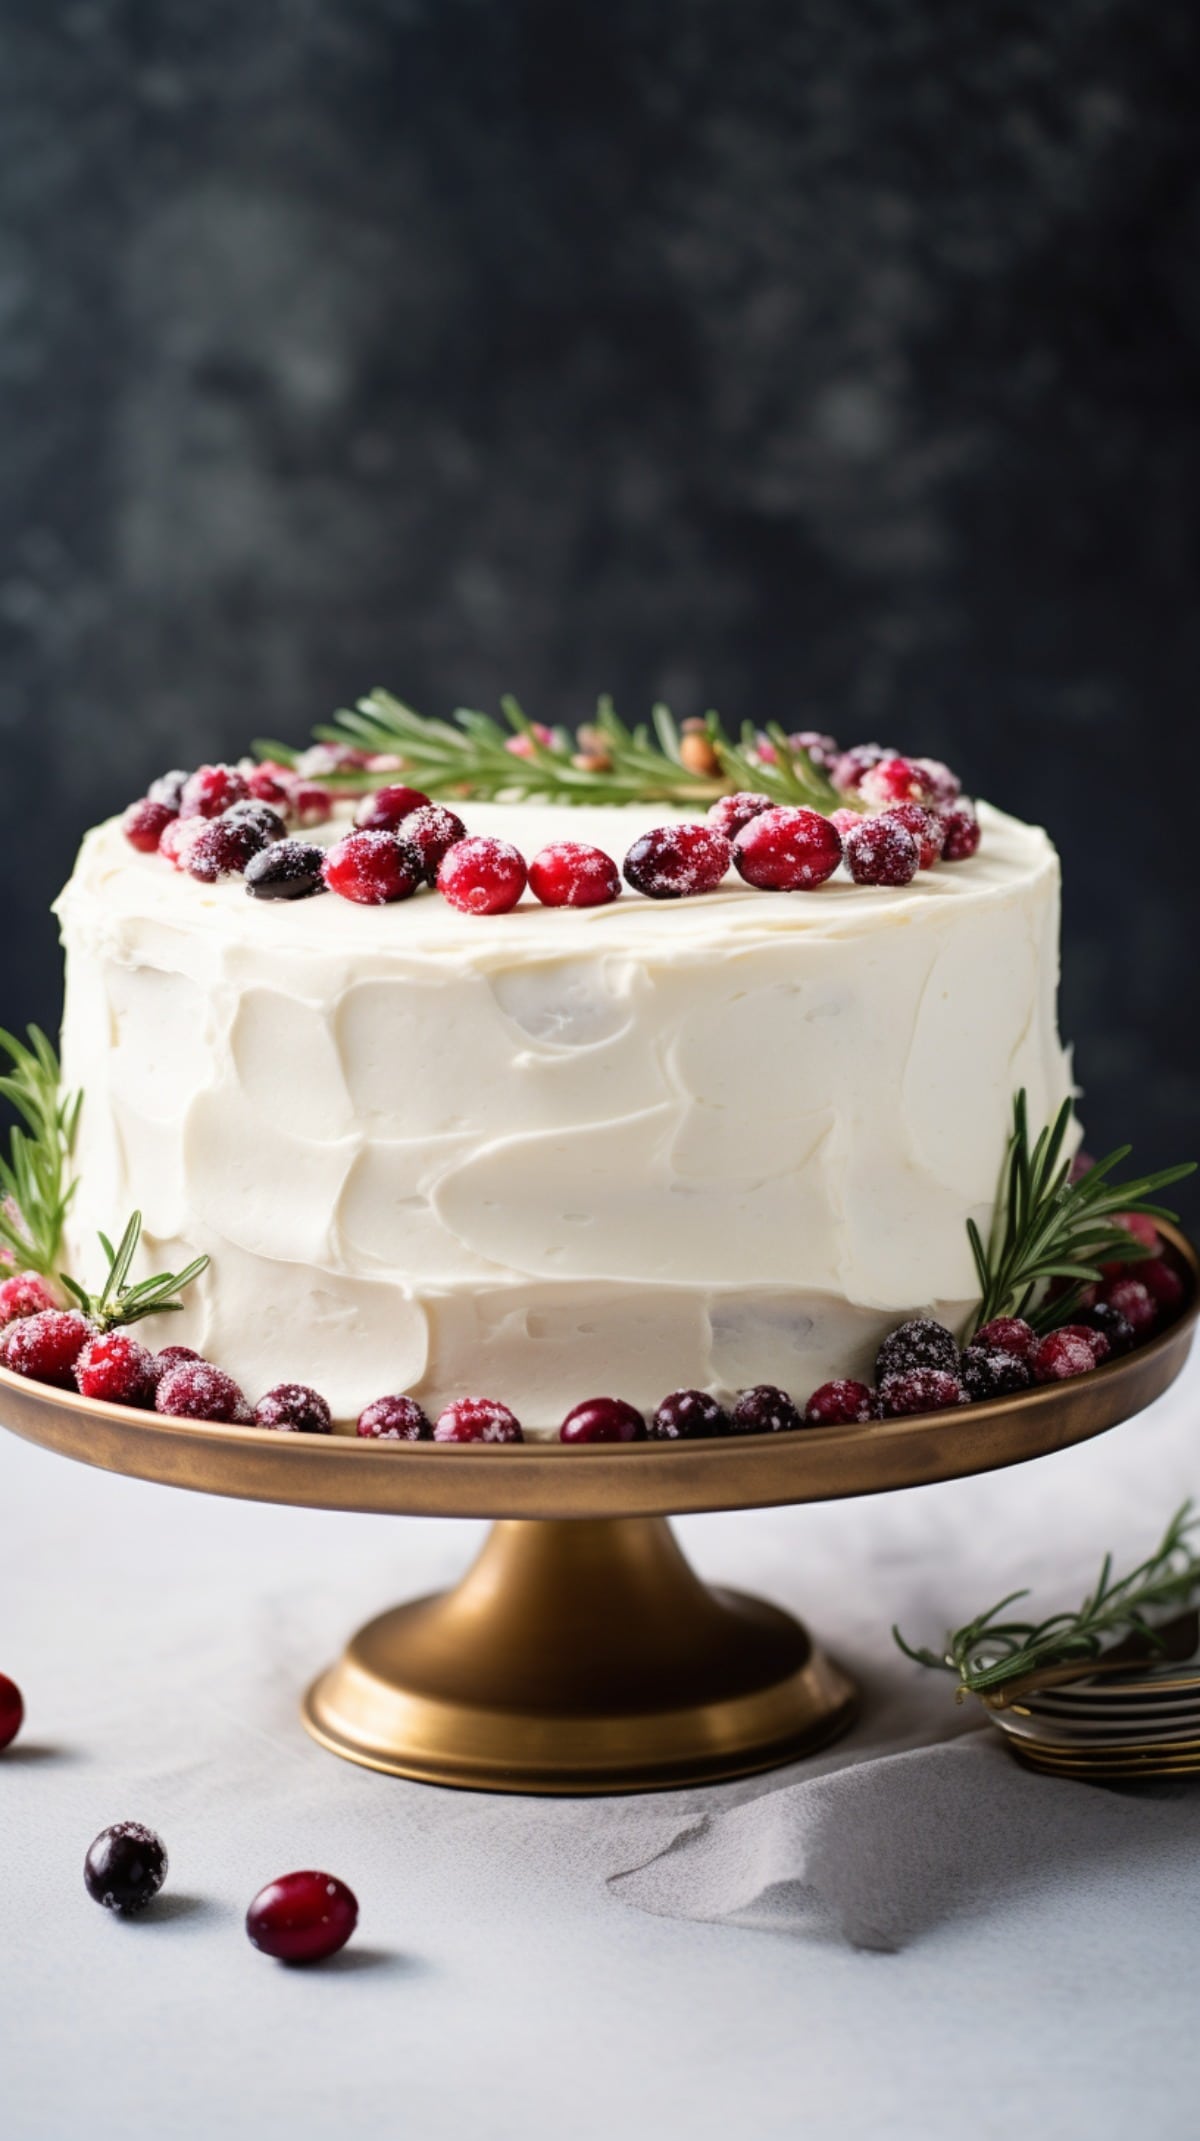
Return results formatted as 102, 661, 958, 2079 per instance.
302, 1515, 858, 1794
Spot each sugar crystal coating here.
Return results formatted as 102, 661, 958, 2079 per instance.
732, 806, 842, 892
875, 1318, 960, 1384
879, 1366, 966, 1416
623, 823, 732, 900
730, 1383, 803, 1434
254, 1383, 333, 1435
357, 1393, 433, 1441
649, 1388, 730, 1439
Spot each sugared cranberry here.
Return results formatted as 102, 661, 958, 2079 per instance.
879, 802, 945, 870
972, 1316, 1038, 1361
830, 807, 864, 840
298, 743, 374, 779
123, 798, 177, 853
831, 743, 891, 794
733, 806, 842, 892
2, 1309, 93, 1388
356, 1394, 432, 1441
158, 816, 208, 870
804, 1378, 878, 1426
913, 757, 962, 807
244, 840, 327, 901
844, 815, 919, 887
559, 1396, 646, 1443
879, 1367, 966, 1417
731, 1384, 803, 1434
150, 1344, 201, 1384
0, 1273, 59, 1325
1139, 1256, 1186, 1315
84, 1822, 168, 1913
1100, 1212, 1160, 1272
623, 824, 731, 900
0, 1673, 23, 1751
323, 830, 424, 906
1076, 1325, 1112, 1364
246, 1870, 358, 1963
940, 804, 981, 862
245, 762, 295, 807
437, 837, 528, 916
707, 792, 774, 840
959, 1346, 1034, 1400
402, 804, 468, 882
354, 784, 432, 833
223, 800, 288, 845
1033, 1327, 1102, 1383
433, 1396, 524, 1443
155, 1360, 248, 1423
1074, 1302, 1135, 1356
185, 815, 270, 882
859, 756, 935, 810
291, 782, 334, 827
179, 764, 249, 820
147, 769, 188, 810
875, 1319, 960, 1384
789, 729, 840, 770
649, 1389, 730, 1439
1099, 1274, 1158, 1337
75, 1332, 156, 1408
255, 1383, 333, 1435
528, 842, 621, 909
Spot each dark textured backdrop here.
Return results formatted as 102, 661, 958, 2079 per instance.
2, 2, 1197, 1209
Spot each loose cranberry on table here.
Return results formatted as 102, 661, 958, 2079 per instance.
959, 1346, 1034, 1401
0, 1673, 23, 1751
255, 1383, 333, 1435
1098, 1274, 1158, 1338
972, 1316, 1038, 1361
84, 1822, 168, 1914
649, 1389, 730, 1439
323, 830, 424, 906
875, 1318, 960, 1384
402, 804, 468, 882
354, 783, 432, 833
123, 797, 177, 853
804, 1379, 878, 1426
244, 840, 327, 901
707, 791, 773, 840
0, 1272, 59, 1325
879, 1367, 967, 1418
529, 842, 621, 909
733, 806, 843, 892
433, 1396, 524, 1443
939, 803, 981, 862
179, 763, 249, 819
437, 837, 528, 916
2, 1309, 93, 1388
858, 755, 936, 810
623, 823, 732, 900
1032, 1326, 1103, 1383
731, 1384, 803, 1434
559, 1396, 646, 1443
155, 1360, 249, 1423
75, 1332, 157, 1407
247, 1870, 359, 1965
843, 815, 919, 888
357, 1393, 433, 1441
880, 802, 945, 870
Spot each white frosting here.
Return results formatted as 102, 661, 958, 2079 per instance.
55, 798, 1074, 1434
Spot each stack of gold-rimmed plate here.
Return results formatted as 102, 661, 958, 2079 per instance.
985, 1648, 1200, 1778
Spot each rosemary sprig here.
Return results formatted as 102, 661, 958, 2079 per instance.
60, 1211, 208, 1335
256, 691, 844, 813
894, 1502, 1200, 1699
0, 1026, 82, 1277
967, 1091, 1195, 1333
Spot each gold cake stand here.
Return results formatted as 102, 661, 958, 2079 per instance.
1, 1232, 1195, 1795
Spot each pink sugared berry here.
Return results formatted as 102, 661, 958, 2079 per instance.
150, 1344, 201, 1385
844, 815, 919, 887
75, 1332, 156, 1408
831, 743, 891, 794
880, 802, 945, 870
804, 1378, 878, 1426
731, 1384, 803, 1434
155, 1360, 249, 1423
972, 1316, 1038, 1361
0, 1673, 23, 1751
437, 837, 528, 916
291, 782, 333, 827
0, 1273, 59, 1326
1100, 1212, 1160, 1273
323, 830, 424, 906
623, 823, 731, 900
357, 1394, 432, 1441
158, 816, 209, 870
179, 764, 249, 820
559, 1396, 646, 1443
1099, 1275, 1158, 1337
789, 729, 840, 770
401, 804, 468, 882
247, 1870, 358, 1964
859, 755, 935, 810
433, 1396, 524, 1443
147, 770, 188, 810
707, 792, 773, 840
1139, 1256, 1185, 1315
123, 798, 177, 853
913, 757, 962, 807
528, 842, 621, 909
185, 814, 270, 882
254, 1384, 333, 1435
733, 806, 842, 892
2, 1309, 93, 1388
354, 783, 432, 833
879, 1367, 966, 1417
830, 807, 864, 840
649, 1389, 730, 1439
1033, 1327, 1102, 1383
940, 803, 981, 862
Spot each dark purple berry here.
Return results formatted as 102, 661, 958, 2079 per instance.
246, 1870, 358, 1964
244, 840, 327, 901
650, 1389, 730, 1439
879, 1367, 967, 1417
843, 816, 919, 887
1073, 1301, 1136, 1357
223, 800, 288, 845
254, 1383, 333, 1435
559, 1396, 646, 1442
402, 804, 469, 882
959, 1346, 1034, 1401
875, 1319, 960, 1385
623, 825, 732, 900
940, 804, 981, 862
356, 1394, 433, 1441
730, 1384, 802, 1434
84, 1822, 168, 1913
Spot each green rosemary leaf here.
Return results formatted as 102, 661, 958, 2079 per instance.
0, 1027, 81, 1277
65, 1211, 209, 1334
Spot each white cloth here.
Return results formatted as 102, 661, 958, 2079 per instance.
2, 1348, 1199, 2141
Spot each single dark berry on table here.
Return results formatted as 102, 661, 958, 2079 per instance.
622, 823, 732, 900
804, 1378, 878, 1426
84, 1822, 168, 1914
245, 840, 327, 901
155, 1360, 249, 1423
559, 1396, 646, 1443
972, 1316, 1038, 1361
1073, 1301, 1135, 1356
179, 763, 249, 819
147, 769, 189, 810
1139, 1256, 1185, 1315
649, 1389, 731, 1440
831, 743, 891, 793
0, 1673, 23, 1750
402, 804, 468, 882
1033, 1327, 1103, 1383
0, 1272, 59, 1325
731, 1384, 803, 1434
323, 830, 424, 906
1099, 1274, 1158, 1337
185, 816, 270, 883
2, 1309, 93, 1388
246, 1871, 359, 1964
254, 1383, 333, 1435
437, 837, 528, 916
150, 1344, 202, 1385
355, 783, 432, 833
875, 1318, 960, 1384
223, 800, 288, 845
123, 798, 177, 853
75, 1332, 157, 1408
433, 1396, 524, 1443
843, 815, 919, 887
940, 804, 981, 862
913, 757, 962, 807
357, 1393, 433, 1441
879, 1367, 967, 1417
879, 802, 945, 870
707, 791, 774, 840
529, 842, 622, 909
959, 1346, 1034, 1401
859, 755, 936, 810
733, 806, 843, 892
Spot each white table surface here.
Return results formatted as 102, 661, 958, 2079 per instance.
3, 1348, 1199, 2141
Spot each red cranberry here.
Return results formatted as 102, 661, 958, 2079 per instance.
0, 1273, 59, 1325
245, 762, 295, 807
875, 1319, 960, 1383
879, 1367, 966, 1417
707, 792, 774, 840
1074, 1302, 1135, 1356
1076, 1325, 1112, 1364
254, 1383, 333, 1435
960, 1346, 1034, 1400
788, 729, 840, 771
437, 837, 528, 916
179, 764, 249, 819
155, 1360, 249, 1423
185, 815, 270, 882
245, 840, 327, 901
355, 783, 432, 832
1139, 1256, 1186, 1315
75, 1332, 156, 1407
246, 1870, 359, 1965
147, 770, 188, 810
804, 1378, 878, 1425
831, 743, 891, 793
733, 806, 842, 892
84, 1822, 168, 1913
649, 1389, 730, 1439
291, 782, 334, 826
402, 804, 468, 882
529, 841, 621, 909
623, 823, 732, 900
1033, 1327, 1102, 1383
0, 1673, 23, 1751
830, 807, 864, 840
879, 802, 945, 870
913, 757, 962, 807
2, 1309, 93, 1388
150, 1344, 202, 1385
123, 798, 177, 853
357, 1394, 433, 1441
1099, 1275, 1158, 1337
859, 756, 936, 810
433, 1396, 524, 1443
940, 804, 981, 862
972, 1316, 1038, 1361
844, 815, 919, 887
559, 1396, 646, 1442
1099, 1212, 1160, 1273
323, 830, 424, 906
731, 1384, 803, 1434
158, 816, 208, 870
